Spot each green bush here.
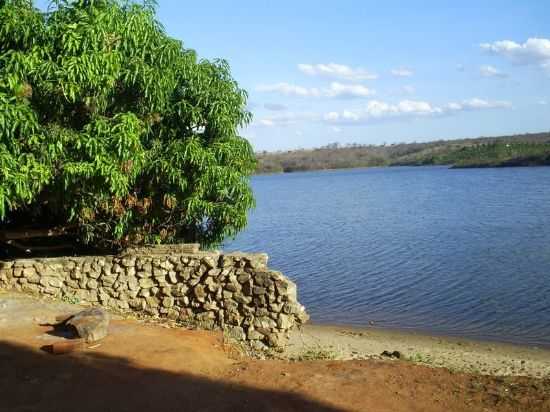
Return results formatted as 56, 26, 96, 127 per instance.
0, 0, 255, 250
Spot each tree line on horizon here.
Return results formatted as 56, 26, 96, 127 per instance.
255, 132, 550, 173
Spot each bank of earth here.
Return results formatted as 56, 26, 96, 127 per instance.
1, 291, 549, 412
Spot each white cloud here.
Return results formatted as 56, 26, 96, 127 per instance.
324, 82, 375, 98
251, 98, 512, 128
480, 38, 550, 73
391, 67, 414, 77
256, 82, 321, 97
444, 98, 512, 111
539, 100, 548, 105
323, 98, 511, 125
251, 112, 320, 128
298, 63, 378, 81
256, 82, 375, 99
479, 65, 507, 78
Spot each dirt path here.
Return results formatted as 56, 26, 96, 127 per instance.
1, 292, 549, 412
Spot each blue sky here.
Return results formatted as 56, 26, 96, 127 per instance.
37, 0, 550, 151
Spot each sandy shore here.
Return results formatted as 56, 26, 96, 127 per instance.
1, 291, 550, 411
285, 323, 550, 378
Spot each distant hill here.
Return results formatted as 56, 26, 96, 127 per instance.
255, 132, 550, 173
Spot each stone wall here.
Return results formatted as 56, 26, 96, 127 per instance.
0, 244, 309, 349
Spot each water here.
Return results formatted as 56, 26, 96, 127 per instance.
224, 166, 550, 347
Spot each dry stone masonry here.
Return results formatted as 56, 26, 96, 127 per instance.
0, 244, 309, 349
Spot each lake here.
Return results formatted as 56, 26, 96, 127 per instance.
224, 166, 550, 347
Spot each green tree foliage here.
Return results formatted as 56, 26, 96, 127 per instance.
0, 0, 255, 250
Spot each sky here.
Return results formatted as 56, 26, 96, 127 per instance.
37, 0, 550, 151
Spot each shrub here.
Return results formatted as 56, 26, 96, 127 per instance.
0, 0, 255, 250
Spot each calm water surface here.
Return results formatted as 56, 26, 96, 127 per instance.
224, 166, 550, 347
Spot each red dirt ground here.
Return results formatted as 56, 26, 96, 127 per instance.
1, 318, 549, 412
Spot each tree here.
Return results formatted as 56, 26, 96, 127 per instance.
0, 0, 256, 251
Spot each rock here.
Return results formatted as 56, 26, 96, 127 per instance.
168, 271, 178, 284
203, 301, 218, 311
136, 270, 151, 278
267, 332, 285, 347
247, 327, 264, 340
86, 279, 98, 290
237, 273, 251, 283
201, 256, 217, 269
128, 278, 139, 291
139, 278, 154, 288
225, 282, 241, 293
381, 350, 401, 359
254, 316, 277, 330
162, 297, 174, 308
194, 284, 206, 302
250, 340, 268, 351
65, 308, 110, 343
277, 314, 293, 329
145, 296, 160, 308
253, 286, 266, 295
224, 325, 245, 341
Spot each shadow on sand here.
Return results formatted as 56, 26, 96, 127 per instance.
0, 341, 343, 412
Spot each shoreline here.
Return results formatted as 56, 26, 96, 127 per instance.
285, 323, 550, 378
254, 162, 550, 176
307, 320, 550, 350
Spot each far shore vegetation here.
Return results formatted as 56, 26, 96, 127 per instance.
255, 131, 550, 174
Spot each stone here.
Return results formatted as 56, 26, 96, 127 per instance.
248, 254, 268, 269
277, 314, 293, 329
138, 289, 151, 298
205, 277, 219, 293
250, 340, 268, 351
162, 297, 174, 308
128, 278, 139, 291
224, 325, 245, 341
139, 278, 154, 289
254, 316, 277, 330
129, 298, 145, 310
87, 279, 98, 290
26, 272, 41, 284
201, 256, 217, 269
121, 258, 135, 268
203, 301, 218, 311
172, 284, 188, 297
101, 275, 117, 287
168, 271, 178, 284
283, 302, 297, 315
233, 293, 252, 305
167, 309, 180, 320
65, 308, 110, 343
225, 282, 241, 293
145, 296, 160, 308
247, 327, 264, 340
22, 267, 37, 278
194, 284, 206, 302
267, 332, 285, 348
220, 256, 234, 268
49, 278, 63, 288
253, 286, 266, 295
237, 273, 251, 283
